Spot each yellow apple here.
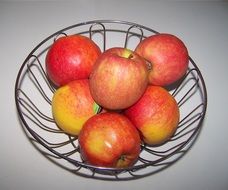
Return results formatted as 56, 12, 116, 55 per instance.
52, 79, 100, 135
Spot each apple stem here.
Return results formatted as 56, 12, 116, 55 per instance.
120, 155, 126, 161
145, 60, 152, 70
127, 54, 134, 59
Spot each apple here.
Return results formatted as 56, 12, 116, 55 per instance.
52, 79, 100, 136
124, 85, 179, 146
89, 47, 149, 110
135, 33, 189, 86
46, 34, 101, 87
78, 112, 141, 168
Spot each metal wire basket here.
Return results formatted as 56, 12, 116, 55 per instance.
15, 20, 207, 180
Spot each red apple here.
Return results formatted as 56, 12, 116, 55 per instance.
135, 33, 189, 86
78, 112, 141, 168
52, 79, 100, 136
124, 85, 179, 146
89, 47, 149, 110
46, 34, 101, 87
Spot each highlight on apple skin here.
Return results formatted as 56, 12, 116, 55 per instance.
124, 85, 180, 146
51, 79, 100, 136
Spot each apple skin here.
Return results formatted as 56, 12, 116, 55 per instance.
135, 33, 189, 86
52, 79, 100, 136
89, 47, 149, 110
46, 35, 101, 87
124, 85, 179, 146
78, 112, 141, 168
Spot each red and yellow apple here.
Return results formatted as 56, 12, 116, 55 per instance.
78, 112, 141, 168
46, 34, 101, 87
124, 85, 179, 146
135, 33, 189, 86
52, 79, 100, 136
89, 47, 149, 110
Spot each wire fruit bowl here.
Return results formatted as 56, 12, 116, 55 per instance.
15, 20, 207, 180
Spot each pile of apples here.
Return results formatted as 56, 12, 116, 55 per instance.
46, 32, 189, 168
